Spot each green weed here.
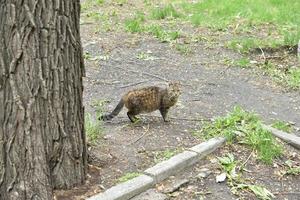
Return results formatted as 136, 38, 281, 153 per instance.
85, 113, 103, 144
286, 68, 300, 89
228, 57, 251, 68
146, 25, 180, 42
124, 12, 146, 33
91, 99, 108, 119
86, 11, 102, 21
125, 18, 143, 33
218, 154, 275, 199
175, 44, 192, 55
118, 172, 141, 183
284, 160, 300, 176
271, 120, 292, 133
263, 63, 300, 89
151, 4, 180, 20
226, 38, 280, 54
153, 149, 180, 163
235, 58, 251, 68
180, 0, 300, 47
83, 51, 92, 60
195, 106, 283, 164
81, 0, 104, 11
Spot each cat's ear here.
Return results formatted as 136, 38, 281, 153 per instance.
168, 81, 181, 86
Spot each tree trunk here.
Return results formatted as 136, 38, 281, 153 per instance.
0, 0, 86, 199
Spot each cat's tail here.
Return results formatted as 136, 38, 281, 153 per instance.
99, 99, 124, 121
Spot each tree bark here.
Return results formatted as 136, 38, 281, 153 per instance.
0, 0, 86, 199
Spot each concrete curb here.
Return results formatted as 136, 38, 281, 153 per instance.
87, 137, 226, 200
262, 125, 300, 149
87, 175, 154, 200
144, 150, 198, 183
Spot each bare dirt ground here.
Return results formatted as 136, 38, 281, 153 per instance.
55, 1, 300, 199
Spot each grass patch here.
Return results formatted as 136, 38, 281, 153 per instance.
194, 106, 283, 164
125, 18, 144, 33
151, 4, 180, 20
81, 0, 104, 11
124, 9, 180, 42
271, 120, 292, 133
153, 149, 181, 163
180, 0, 300, 50
262, 63, 300, 89
218, 154, 275, 199
285, 160, 300, 176
285, 68, 300, 89
85, 113, 103, 144
118, 172, 141, 183
175, 44, 192, 55
145, 25, 180, 42
233, 58, 251, 68
85, 99, 107, 144
226, 38, 281, 54
124, 12, 145, 33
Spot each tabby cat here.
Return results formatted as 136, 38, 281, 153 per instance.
100, 82, 181, 122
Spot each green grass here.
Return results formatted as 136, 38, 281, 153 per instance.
124, 12, 146, 33
271, 120, 292, 133
153, 149, 180, 163
285, 68, 300, 89
118, 172, 141, 183
81, 0, 105, 11
226, 38, 281, 54
194, 106, 283, 164
181, 0, 300, 29
262, 63, 300, 89
234, 58, 251, 68
285, 160, 300, 175
85, 113, 103, 144
150, 4, 180, 20
145, 25, 180, 42
218, 154, 275, 199
179, 0, 300, 50
175, 44, 192, 55
125, 18, 144, 33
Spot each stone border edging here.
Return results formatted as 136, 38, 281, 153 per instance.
87, 137, 226, 200
262, 124, 300, 149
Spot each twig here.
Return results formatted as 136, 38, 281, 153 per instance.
259, 46, 266, 64
114, 66, 168, 82
265, 55, 284, 60
273, 192, 300, 195
114, 116, 211, 122
168, 116, 211, 122
119, 80, 148, 88
128, 124, 150, 145
240, 150, 253, 169
142, 71, 168, 81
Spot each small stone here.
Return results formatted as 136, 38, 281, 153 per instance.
131, 189, 168, 200
163, 179, 189, 193
216, 173, 227, 183
196, 168, 212, 179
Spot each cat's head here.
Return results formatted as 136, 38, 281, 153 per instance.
167, 81, 182, 97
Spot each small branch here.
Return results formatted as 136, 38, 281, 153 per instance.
240, 150, 253, 169
114, 66, 168, 82
273, 192, 300, 195
168, 116, 211, 122
119, 80, 148, 88
128, 124, 150, 145
117, 115, 211, 122
265, 55, 283, 60
259, 46, 266, 64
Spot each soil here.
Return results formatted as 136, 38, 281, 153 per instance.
54, 1, 300, 199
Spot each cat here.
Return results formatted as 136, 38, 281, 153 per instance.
100, 82, 181, 122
